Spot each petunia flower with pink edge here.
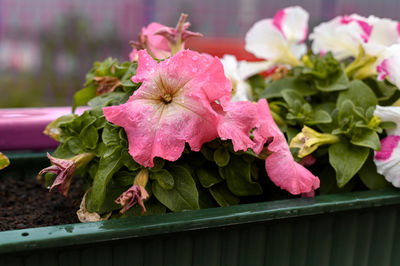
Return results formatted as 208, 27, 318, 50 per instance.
129, 22, 171, 61
377, 44, 400, 89
103, 49, 232, 168
252, 99, 320, 195
374, 105, 400, 187
245, 6, 309, 70
310, 14, 371, 60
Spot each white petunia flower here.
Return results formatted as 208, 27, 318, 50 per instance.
245, 6, 309, 67
374, 106, 400, 187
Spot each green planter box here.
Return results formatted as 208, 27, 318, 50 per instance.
1, 152, 400, 266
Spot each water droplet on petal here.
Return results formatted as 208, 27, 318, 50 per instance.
192, 55, 198, 61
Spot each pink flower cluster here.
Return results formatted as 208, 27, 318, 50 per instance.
103, 48, 319, 195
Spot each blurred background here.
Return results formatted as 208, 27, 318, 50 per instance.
1, 0, 400, 108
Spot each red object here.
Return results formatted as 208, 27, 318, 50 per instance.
0, 107, 88, 151
186, 37, 260, 61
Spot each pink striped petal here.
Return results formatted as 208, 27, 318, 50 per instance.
374, 135, 400, 187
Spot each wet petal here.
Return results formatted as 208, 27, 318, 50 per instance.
253, 99, 319, 195
217, 100, 257, 152
104, 50, 231, 167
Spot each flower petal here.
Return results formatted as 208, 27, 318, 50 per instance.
374, 135, 400, 187
310, 16, 366, 60
131, 50, 159, 83
217, 100, 257, 152
253, 99, 319, 195
273, 6, 309, 43
376, 44, 400, 89
245, 19, 288, 61
374, 105, 400, 135
104, 50, 230, 167
142, 22, 171, 59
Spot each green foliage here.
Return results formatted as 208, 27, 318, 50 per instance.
249, 50, 390, 189
152, 166, 200, 212
73, 59, 139, 111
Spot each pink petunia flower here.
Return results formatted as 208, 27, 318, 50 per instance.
253, 99, 320, 195
129, 22, 171, 61
104, 49, 232, 167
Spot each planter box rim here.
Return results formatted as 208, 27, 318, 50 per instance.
1, 187, 399, 255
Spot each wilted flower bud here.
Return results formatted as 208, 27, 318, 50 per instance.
115, 169, 149, 214
155, 13, 203, 55
38, 152, 95, 197
290, 126, 339, 158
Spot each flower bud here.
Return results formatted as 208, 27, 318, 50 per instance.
115, 169, 149, 214
290, 126, 339, 158
38, 152, 95, 197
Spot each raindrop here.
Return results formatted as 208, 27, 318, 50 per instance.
192, 55, 198, 61
193, 68, 198, 72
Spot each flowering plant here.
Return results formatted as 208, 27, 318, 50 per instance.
40, 8, 400, 221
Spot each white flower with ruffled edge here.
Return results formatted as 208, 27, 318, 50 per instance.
310, 14, 370, 60
374, 105, 400, 187
221, 55, 275, 102
245, 6, 309, 69
376, 44, 400, 88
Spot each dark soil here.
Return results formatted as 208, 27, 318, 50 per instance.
0, 177, 84, 231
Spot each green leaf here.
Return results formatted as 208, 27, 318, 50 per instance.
359, 154, 390, 189
338, 80, 377, 110
68, 137, 85, 154
306, 110, 332, 125
80, 125, 99, 150
261, 77, 317, 99
152, 166, 199, 212
120, 80, 135, 87
0, 152, 10, 170
350, 129, 381, 150
315, 69, 349, 92
213, 148, 230, 167
87, 92, 128, 108
86, 146, 124, 212
73, 86, 96, 112
380, 121, 397, 130
121, 150, 141, 171
209, 183, 240, 207
102, 123, 120, 146
150, 157, 165, 172
200, 145, 214, 161
302, 52, 349, 92
196, 167, 223, 188
281, 89, 306, 108
220, 155, 263, 196
52, 140, 76, 158
150, 169, 175, 190
328, 138, 369, 187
